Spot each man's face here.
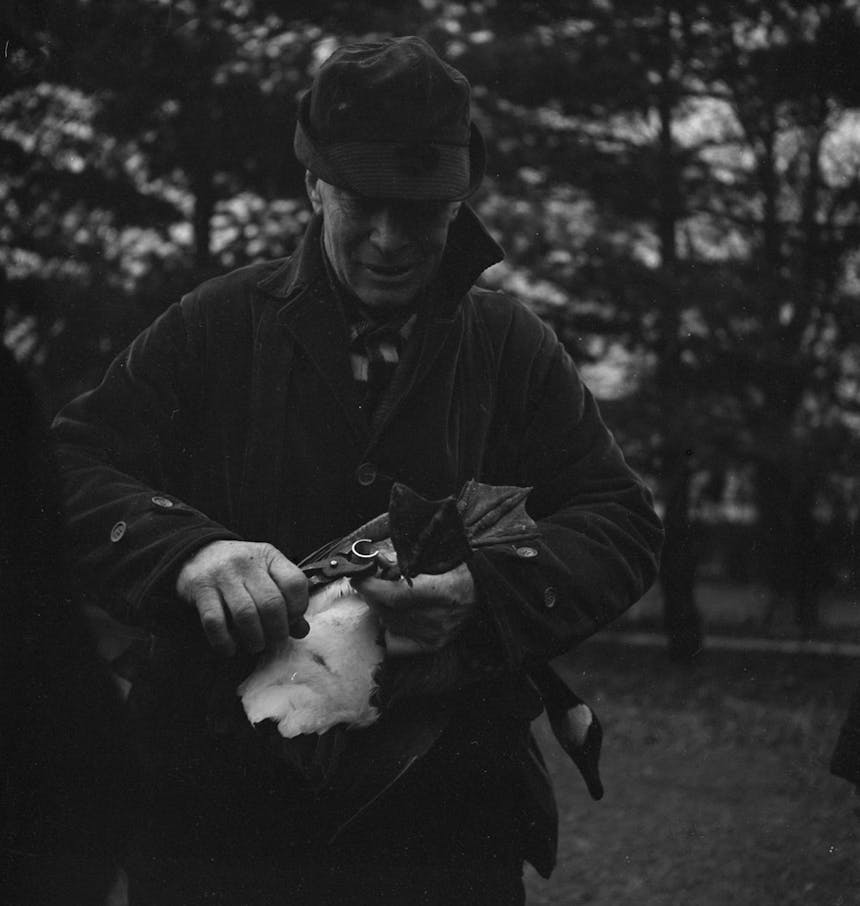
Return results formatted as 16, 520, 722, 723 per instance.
306, 174, 460, 310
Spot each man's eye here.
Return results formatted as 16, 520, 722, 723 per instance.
414, 203, 444, 218
353, 200, 386, 220
332, 189, 372, 214
404, 202, 456, 224
342, 194, 453, 224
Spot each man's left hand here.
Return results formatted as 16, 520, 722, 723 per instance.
354, 563, 476, 657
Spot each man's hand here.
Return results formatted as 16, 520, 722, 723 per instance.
176, 540, 308, 656
354, 563, 476, 657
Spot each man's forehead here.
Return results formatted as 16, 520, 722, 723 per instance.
324, 182, 457, 213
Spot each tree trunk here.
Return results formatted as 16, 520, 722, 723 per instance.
192, 170, 215, 275
654, 5, 702, 659
755, 458, 821, 635
789, 469, 820, 635
660, 447, 703, 659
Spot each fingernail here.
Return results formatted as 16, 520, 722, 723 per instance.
290, 616, 310, 639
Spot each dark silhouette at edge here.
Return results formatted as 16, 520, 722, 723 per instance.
1, 340, 138, 905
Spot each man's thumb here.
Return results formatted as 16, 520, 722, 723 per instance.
266, 549, 311, 638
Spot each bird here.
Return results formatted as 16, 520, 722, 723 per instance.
236, 480, 605, 800
237, 482, 473, 738
237, 545, 392, 738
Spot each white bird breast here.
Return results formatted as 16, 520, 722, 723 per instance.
237, 576, 385, 738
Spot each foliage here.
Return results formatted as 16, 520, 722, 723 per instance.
1, 0, 858, 617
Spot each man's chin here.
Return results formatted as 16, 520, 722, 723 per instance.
357, 287, 421, 311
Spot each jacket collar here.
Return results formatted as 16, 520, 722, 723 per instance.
425, 203, 506, 316
256, 203, 504, 314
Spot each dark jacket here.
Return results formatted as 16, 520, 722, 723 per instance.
51, 205, 663, 875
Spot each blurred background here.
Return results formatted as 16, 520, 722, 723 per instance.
3, 0, 859, 658
2, 3, 859, 903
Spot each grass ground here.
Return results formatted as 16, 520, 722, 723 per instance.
617, 580, 860, 644
524, 639, 860, 906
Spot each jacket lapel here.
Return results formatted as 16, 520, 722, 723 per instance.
279, 280, 371, 446
368, 307, 457, 440
259, 215, 370, 446
240, 219, 364, 540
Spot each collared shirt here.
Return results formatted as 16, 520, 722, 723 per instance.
322, 243, 418, 416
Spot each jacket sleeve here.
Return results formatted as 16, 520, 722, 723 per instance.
473, 299, 663, 668
50, 299, 240, 628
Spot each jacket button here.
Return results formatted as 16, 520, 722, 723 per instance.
110, 521, 127, 543
151, 495, 174, 508
515, 545, 538, 559
355, 462, 377, 487
543, 586, 558, 609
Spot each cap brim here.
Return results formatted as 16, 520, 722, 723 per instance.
294, 93, 485, 201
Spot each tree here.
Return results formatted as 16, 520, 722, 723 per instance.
446, 0, 860, 644
703, 0, 860, 631
2, 0, 858, 640
0, 0, 448, 407
458, 0, 720, 657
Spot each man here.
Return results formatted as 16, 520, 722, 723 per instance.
52, 37, 663, 905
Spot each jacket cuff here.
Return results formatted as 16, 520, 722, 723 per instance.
467, 540, 604, 669
91, 492, 240, 631
134, 528, 240, 634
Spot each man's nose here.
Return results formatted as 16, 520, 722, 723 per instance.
369, 206, 410, 253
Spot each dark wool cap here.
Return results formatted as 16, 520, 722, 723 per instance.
294, 36, 485, 201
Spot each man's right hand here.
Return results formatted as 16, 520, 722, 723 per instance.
176, 540, 308, 656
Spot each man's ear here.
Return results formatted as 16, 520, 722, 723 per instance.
305, 171, 323, 213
